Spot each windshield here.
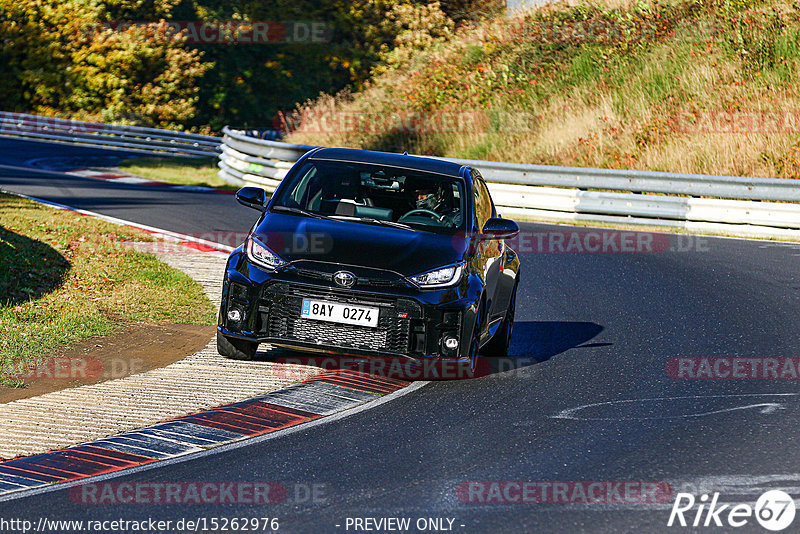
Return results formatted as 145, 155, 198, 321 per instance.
271, 159, 465, 234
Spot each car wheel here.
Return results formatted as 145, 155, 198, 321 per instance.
462, 300, 486, 378
482, 281, 517, 358
216, 331, 258, 360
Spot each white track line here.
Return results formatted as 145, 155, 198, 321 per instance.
0, 188, 234, 252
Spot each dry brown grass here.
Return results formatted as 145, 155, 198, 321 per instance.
286, 0, 800, 179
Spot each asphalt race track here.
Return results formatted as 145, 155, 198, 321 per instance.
0, 138, 255, 237
2, 138, 800, 533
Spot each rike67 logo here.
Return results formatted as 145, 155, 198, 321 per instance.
668, 490, 796, 531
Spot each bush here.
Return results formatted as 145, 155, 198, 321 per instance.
0, 0, 209, 129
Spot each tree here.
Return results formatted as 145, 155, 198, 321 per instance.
0, 0, 208, 129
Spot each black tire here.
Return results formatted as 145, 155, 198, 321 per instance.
482, 281, 517, 358
216, 331, 258, 360
465, 311, 482, 378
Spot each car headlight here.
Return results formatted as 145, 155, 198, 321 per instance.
247, 236, 286, 271
410, 262, 464, 288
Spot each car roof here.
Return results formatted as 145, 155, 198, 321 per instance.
307, 147, 467, 178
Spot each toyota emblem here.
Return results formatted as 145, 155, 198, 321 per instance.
333, 271, 357, 288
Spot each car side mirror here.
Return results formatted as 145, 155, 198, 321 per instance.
481, 217, 519, 240
236, 187, 267, 212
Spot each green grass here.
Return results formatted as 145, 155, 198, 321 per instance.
0, 194, 215, 387
118, 156, 237, 191
569, 49, 604, 84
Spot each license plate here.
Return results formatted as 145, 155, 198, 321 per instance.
300, 299, 379, 328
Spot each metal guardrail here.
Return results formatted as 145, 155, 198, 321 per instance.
236, 129, 285, 141
0, 111, 221, 157
3, 111, 795, 238
216, 127, 800, 237
217, 127, 313, 189
17, 112, 793, 236
444, 157, 800, 202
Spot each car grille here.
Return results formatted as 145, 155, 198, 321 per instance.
293, 268, 407, 288
282, 318, 390, 351
259, 284, 419, 354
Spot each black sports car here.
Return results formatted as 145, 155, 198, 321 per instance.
217, 147, 520, 376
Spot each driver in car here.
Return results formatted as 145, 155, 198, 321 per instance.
414, 185, 448, 213
403, 184, 459, 226
416, 186, 436, 209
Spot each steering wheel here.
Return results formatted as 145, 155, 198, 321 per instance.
398, 209, 444, 223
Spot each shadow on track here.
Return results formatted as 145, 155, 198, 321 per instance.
242, 320, 608, 381
509, 320, 607, 362
481, 320, 608, 376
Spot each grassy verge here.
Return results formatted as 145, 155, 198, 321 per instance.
287, 0, 800, 179
0, 194, 215, 387
117, 156, 237, 191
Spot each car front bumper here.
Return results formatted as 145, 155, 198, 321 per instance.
217, 248, 480, 363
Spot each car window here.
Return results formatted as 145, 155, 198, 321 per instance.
272, 160, 466, 234
289, 165, 317, 206
472, 172, 493, 232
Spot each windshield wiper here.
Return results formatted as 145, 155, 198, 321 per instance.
270, 205, 331, 220
330, 215, 413, 230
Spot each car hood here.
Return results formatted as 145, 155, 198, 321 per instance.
253, 213, 467, 275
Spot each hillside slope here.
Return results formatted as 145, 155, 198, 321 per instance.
286, 0, 800, 179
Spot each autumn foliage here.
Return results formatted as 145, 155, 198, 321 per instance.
287, 0, 800, 180
0, 0, 208, 129
0, 0, 500, 131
